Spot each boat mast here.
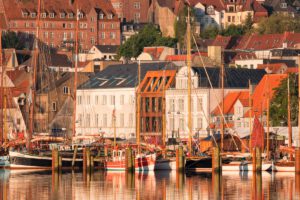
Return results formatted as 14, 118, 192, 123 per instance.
187, 7, 192, 155
136, 61, 141, 154
287, 74, 292, 160
298, 55, 300, 149
113, 107, 116, 148
249, 79, 252, 150
29, 0, 41, 148
0, 30, 3, 144
220, 53, 224, 151
266, 76, 270, 160
72, 4, 80, 138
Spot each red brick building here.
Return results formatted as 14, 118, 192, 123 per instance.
0, 0, 121, 51
110, 0, 151, 23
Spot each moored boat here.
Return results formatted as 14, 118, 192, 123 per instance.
222, 161, 272, 171
273, 161, 295, 172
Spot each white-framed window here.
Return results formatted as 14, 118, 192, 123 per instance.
44, 31, 48, 38
41, 13, 47, 18
60, 12, 66, 18
63, 32, 67, 40
50, 32, 54, 38
25, 22, 29, 28
102, 95, 107, 105
197, 98, 203, 112
170, 117, 174, 130
111, 23, 114, 29
31, 12, 36, 18
103, 113, 107, 127
63, 86, 69, 94
134, 2, 141, 9
179, 118, 184, 131
197, 117, 203, 129
129, 113, 133, 127
77, 95, 82, 105
108, 14, 113, 19
129, 95, 134, 105
120, 113, 124, 127
110, 32, 116, 39
86, 114, 90, 127
178, 99, 184, 111
91, 37, 95, 45
79, 114, 83, 126
169, 99, 175, 112
95, 114, 99, 127
120, 95, 125, 105
87, 95, 91, 104
22, 12, 28, 18
95, 96, 98, 105
110, 95, 115, 105
49, 13, 55, 18
68, 13, 74, 18
52, 101, 57, 111
101, 32, 105, 39
99, 13, 104, 19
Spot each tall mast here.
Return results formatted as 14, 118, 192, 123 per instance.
298, 55, 300, 148
221, 53, 224, 151
287, 74, 292, 160
136, 60, 141, 154
29, 0, 41, 148
187, 7, 192, 155
249, 79, 252, 150
266, 76, 270, 160
72, 5, 80, 138
113, 107, 116, 148
0, 30, 3, 144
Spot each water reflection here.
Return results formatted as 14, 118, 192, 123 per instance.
0, 169, 300, 200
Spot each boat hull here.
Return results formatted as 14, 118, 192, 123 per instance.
222, 162, 272, 171
0, 156, 10, 168
9, 151, 83, 169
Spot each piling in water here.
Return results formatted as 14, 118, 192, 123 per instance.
104, 146, 108, 157
86, 147, 91, 171
176, 146, 185, 172
255, 147, 262, 172
72, 145, 78, 168
252, 148, 257, 173
126, 147, 135, 172
90, 156, 94, 170
296, 148, 300, 174
58, 156, 62, 171
52, 148, 59, 171
212, 147, 221, 172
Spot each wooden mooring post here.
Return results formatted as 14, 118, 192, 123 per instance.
212, 147, 221, 172
255, 147, 262, 172
176, 146, 185, 172
125, 147, 135, 172
72, 145, 78, 169
52, 148, 59, 172
83, 147, 93, 173
252, 148, 256, 173
296, 148, 300, 174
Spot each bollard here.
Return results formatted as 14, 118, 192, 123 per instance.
212, 147, 221, 172
255, 147, 262, 172
296, 148, 300, 174
252, 148, 256, 173
52, 148, 59, 171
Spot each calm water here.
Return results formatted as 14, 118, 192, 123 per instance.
0, 170, 300, 200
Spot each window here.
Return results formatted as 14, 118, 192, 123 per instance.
95, 96, 98, 105
31, 12, 36, 18
87, 95, 91, 104
133, 2, 141, 9
129, 95, 134, 105
134, 13, 140, 22
69, 23, 74, 28
101, 32, 105, 39
77, 96, 82, 105
232, 16, 235, 22
79, 114, 83, 126
63, 86, 69, 94
60, 12, 66, 18
103, 113, 107, 127
179, 118, 185, 131
50, 32, 54, 38
86, 114, 90, 127
120, 95, 124, 105
91, 27, 95, 32
49, 13, 55, 18
108, 14, 113, 19
120, 113, 124, 127
228, 16, 231, 22
110, 32, 116, 39
52, 102, 57, 111
206, 5, 215, 15
78, 12, 83, 18
70, 32, 74, 39
22, 12, 28, 18
281, 3, 287, 8
236, 122, 241, 128
63, 32, 67, 40
197, 98, 203, 112
99, 13, 104, 19
101, 23, 105, 29
179, 99, 184, 111
95, 114, 99, 127
169, 99, 175, 112
91, 37, 95, 45
197, 118, 203, 129
91, 16, 95, 22
68, 13, 74, 18
25, 22, 29, 28
129, 113, 133, 127
41, 13, 46, 18
111, 24, 114, 29
110, 95, 115, 105
170, 117, 174, 130
102, 95, 107, 105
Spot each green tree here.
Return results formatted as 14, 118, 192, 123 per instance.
243, 12, 253, 34
270, 74, 298, 126
1, 31, 24, 50
200, 25, 220, 39
221, 24, 245, 36
117, 24, 177, 59
256, 13, 300, 34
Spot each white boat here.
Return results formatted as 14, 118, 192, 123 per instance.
273, 161, 295, 172
222, 161, 272, 171
0, 156, 10, 168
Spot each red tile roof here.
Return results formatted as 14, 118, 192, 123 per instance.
143, 47, 165, 60
257, 63, 287, 73
212, 91, 249, 116
244, 74, 287, 117
165, 52, 208, 61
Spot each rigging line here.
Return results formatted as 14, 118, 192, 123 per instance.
192, 34, 242, 152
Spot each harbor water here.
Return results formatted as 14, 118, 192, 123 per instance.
0, 170, 300, 200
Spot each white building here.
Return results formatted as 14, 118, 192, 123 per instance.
194, 2, 223, 29
80, 45, 119, 61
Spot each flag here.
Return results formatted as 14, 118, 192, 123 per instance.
251, 116, 265, 148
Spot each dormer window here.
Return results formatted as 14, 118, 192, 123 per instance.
206, 5, 215, 15
281, 3, 287, 8
68, 13, 74, 18
60, 12, 66, 18
49, 12, 55, 18
41, 12, 47, 18
31, 12, 36, 18
108, 14, 113, 19
22, 10, 29, 18
99, 13, 104, 19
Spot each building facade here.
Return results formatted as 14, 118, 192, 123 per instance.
0, 0, 121, 51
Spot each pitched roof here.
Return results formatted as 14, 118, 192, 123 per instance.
257, 63, 287, 73
195, 0, 226, 11
78, 62, 178, 89
244, 74, 287, 117
212, 91, 249, 116
94, 45, 119, 54
192, 67, 266, 88
143, 47, 165, 60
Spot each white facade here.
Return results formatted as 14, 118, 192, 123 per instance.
194, 3, 223, 29
235, 58, 264, 69
79, 45, 117, 61
76, 88, 136, 139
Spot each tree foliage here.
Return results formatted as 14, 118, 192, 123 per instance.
2, 31, 24, 50
270, 74, 298, 126
117, 24, 177, 59
200, 25, 219, 39
256, 13, 300, 34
